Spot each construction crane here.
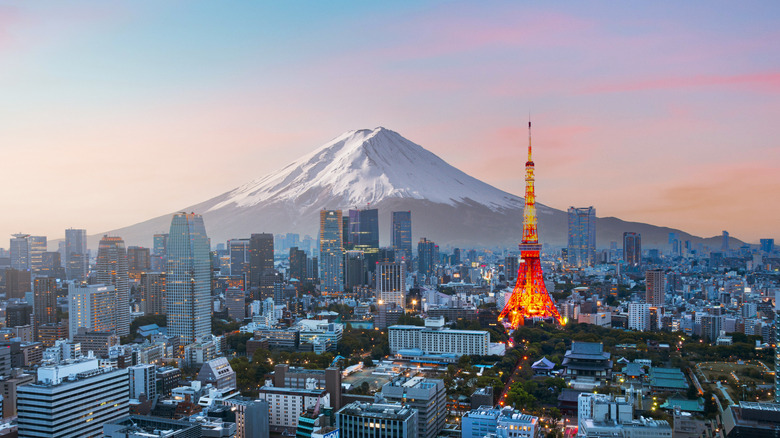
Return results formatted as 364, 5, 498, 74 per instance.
331, 355, 346, 368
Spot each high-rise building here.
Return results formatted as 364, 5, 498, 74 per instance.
289, 247, 307, 282
126, 246, 151, 276
33, 277, 58, 340
344, 251, 367, 288
17, 358, 129, 437
10, 233, 32, 271
228, 238, 251, 278
376, 262, 406, 309
69, 283, 118, 338
250, 233, 274, 296
628, 303, 651, 331
167, 213, 211, 345
722, 230, 730, 251
5, 268, 31, 300
392, 211, 412, 264
319, 210, 344, 295
139, 272, 166, 315
29, 236, 47, 273
349, 208, 379, 270
65, 228, 88, 281
96, 236, 130, 337
567, 207, 596, 268
645, 269, 665, 306
151, 233, 168, 271
6, 304, 32, 328
623, 232, 642, 266
128, 363, 157, 400
761, 238, 775, 254
504, 256, 518, 283
417, 238, 438, 281
225, 288, 246, 321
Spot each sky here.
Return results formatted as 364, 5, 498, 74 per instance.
1, 1, 778, 245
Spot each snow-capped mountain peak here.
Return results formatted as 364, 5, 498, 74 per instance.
208, 127, 522, 212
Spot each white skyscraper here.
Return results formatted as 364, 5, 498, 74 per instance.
96, 236, 130, 337
68, 283, 118, 339
166, 213, 211, 345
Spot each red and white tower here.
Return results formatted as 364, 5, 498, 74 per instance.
498, 121, 563, 328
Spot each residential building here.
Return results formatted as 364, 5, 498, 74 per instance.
628, 303, 651, 331
377, 261, 406, 309
96, 235, 130, 337
257, 386, 329, 431
645, 269, 665, 306
128, 364, 157, 400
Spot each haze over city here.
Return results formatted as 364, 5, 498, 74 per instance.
1, 1, 778, 243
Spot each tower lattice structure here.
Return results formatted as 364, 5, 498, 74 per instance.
498, 121, 563, 328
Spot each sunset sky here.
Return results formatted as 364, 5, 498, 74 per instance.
1, 1, 778, 245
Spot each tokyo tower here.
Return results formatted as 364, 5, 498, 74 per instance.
498, 121, 563, 328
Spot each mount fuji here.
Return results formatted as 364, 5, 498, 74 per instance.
100, 127, 732, 250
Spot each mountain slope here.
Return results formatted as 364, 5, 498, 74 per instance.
97, 127, 738, 250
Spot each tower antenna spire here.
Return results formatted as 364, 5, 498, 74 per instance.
528, 116, 532, 163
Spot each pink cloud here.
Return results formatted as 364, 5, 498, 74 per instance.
585, 72, 780, 94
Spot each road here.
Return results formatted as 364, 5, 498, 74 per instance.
716, 381, 735, 406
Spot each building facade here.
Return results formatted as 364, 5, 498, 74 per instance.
319, 210, 344, 295
567, 207, 596, 268
96, 235, 130, 337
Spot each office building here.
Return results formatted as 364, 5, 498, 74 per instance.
6, 303, 32, 328
505, 256, 519, 283
382, 376, 446, 438
104, 416, 201, 438
337, 401, 417, 438
348, 208, 379, 270
73, 328, 120, 357
344, 250, 367, 288
319, 210, 344, 295
417, 238, 438, 280
722, 230, 730, 251
26, 235, 47, 273
761, 238, 775, 254
33, 277, 57, 340
289, 246, 308, 282
10, 233, 32, 271
249, 233, 274, 291
17, 358, 129, 437
389, 318, 489, 356
65, 228, 88, 281
5, 268, 31, 300
167, 213, 211, 345
127, 246, 151, 279
197, 357, 237, 392
152, 233, 168, 271
1, 369, 34, 418
567, 207, 596, 268
228, 238, 251, 278
69, 283, 117, 338
392, 211, 412, 264
128, 363, 157, 400
645, 269, 665, 306
623, 232, 641, 266
222, 397, 270, 438
140, 272, 166, 315
577, 391, 671, 437
257, 386, 329, 430
376, 261, 406, 308
96, 235, 130, 337
225, 288, 246, 321
376, 302, 404, 330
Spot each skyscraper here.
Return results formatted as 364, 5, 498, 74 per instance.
721, 230, 730, 251
151, 233, 168, 271
166, 213, 211, 345
645, 269, 665, 306
140, 272, 166, 315
249, 233, 274, 293
392, 211, 412, 264
623, 232, 642, 267
567, 207, 596, 268
96, 236, 130, 337
319, 210, 344, 295
417, 238, 438, 281
29, 236, 47, 273
69, 283, 118, 337
228, 238, 250, 278
761, 239, 775, 254
10, 233, 31, 270
33, 277, 58, 340
65, 228, 88, 281
376, 262, 406, 309
288, 247, 307, 283
349, 208, 380, 270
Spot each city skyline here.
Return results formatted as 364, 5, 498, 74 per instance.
1, 2, 778, 243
